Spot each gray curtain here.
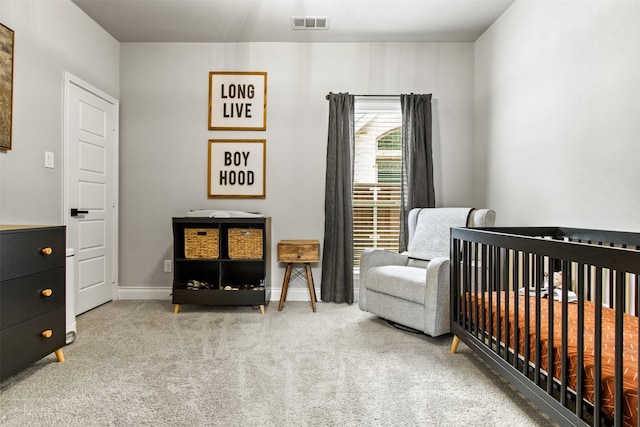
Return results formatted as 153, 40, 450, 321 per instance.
399, 94, 435, 251
321, 93, 355, 303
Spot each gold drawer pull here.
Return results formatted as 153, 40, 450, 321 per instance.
41, 289, 53, 297
41, 247, 53, 256
42, 330, 53, 338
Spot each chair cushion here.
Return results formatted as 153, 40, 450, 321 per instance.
365, 265, 426, 304
408, 208, 472, 261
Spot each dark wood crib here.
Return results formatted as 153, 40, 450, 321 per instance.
450, 227, 640, 427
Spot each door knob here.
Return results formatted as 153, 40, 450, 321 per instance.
70, 208, 89, 217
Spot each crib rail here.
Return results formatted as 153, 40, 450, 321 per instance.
450, 226, 640, 427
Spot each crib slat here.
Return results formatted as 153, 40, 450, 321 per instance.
560, 261, 570, 406
576, 263, 585, 420
513, 251, 521, 371
474, 242, 480, 341
459, 240, 466, 332
502, 248, 511, 363
492, 245, 501, 356
547, 257, 556, 397
594, 268, 603, 426
451, 238, 458, 328
467, 241, 473, 333
614, 270, 624, 427
457, 239, 465, 331
637, 272, 640, 427
484, 244, 492, 351
523, 253, 531, 377
610, 268, 615, 309
534, 254, 543, 387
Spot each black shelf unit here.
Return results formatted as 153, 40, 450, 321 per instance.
172, 217, 271, 313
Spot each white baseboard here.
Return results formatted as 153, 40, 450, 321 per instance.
274, 287, 318, 302
117, 287, 173, 300
117, 286, 359, 302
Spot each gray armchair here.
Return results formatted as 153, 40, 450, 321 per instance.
358, 208, 495, 336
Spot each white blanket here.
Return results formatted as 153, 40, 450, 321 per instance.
408, 208, 472, 260
185, 210, 264, 218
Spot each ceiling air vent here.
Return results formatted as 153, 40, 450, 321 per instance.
291, 16, 330, 30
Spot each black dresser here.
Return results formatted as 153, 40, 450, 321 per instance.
0, 225, 66, 380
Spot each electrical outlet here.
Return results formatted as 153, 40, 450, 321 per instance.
164, 260, 172, 273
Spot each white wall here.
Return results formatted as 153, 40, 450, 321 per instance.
475, 0, 640, 231
0, 0, 119, 225
119, 42, 476, 298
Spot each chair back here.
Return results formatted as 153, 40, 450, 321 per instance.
407, 208, 495, 261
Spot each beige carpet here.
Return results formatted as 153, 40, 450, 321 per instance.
0, 300, 556, 426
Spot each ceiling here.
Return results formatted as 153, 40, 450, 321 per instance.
71, 0, 515, 43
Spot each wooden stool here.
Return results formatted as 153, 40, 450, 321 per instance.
277, 240, 320, 312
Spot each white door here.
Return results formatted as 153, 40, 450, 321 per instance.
64, 74, 118, 315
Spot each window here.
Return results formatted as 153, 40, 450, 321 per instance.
353, 98, 402, 267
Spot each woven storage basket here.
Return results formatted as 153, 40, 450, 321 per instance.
184, 228, 219, 259
228, 228, 263, 259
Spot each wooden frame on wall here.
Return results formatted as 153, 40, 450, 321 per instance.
208, 139, 266, 198
208, 71, 267, 131
0, 23, 14, 151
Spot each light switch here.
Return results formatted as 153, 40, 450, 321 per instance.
45, 151, 54, 169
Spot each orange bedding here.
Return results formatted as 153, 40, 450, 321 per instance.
467, 292, 638, 427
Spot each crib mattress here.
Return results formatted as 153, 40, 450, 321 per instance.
466, 292, 638, 427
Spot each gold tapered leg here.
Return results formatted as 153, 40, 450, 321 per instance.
173, 304, 180, 314
260, 305, 265, 315
55, 349, 65, 363
450, 335, 460, 354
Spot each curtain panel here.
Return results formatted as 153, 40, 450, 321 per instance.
321, 93, 355, 303
399, 94, 435, 252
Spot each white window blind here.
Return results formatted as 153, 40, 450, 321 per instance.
353, 97, 402, 267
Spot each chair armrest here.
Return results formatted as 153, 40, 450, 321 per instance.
423, 256, 451, 336
468, 209, 496, 227
359, 248, 408, 275
424, 257, 450, 290
359, 249, 409, 311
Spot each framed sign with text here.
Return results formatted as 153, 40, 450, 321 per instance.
208, 139, 266, 198
208, 72, 267, 131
